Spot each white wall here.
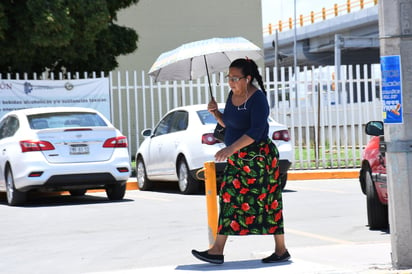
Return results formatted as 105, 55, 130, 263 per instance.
115, 0, 264, 73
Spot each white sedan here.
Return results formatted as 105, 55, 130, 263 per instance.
0, 107, 131, 206
135, 104, 293, 194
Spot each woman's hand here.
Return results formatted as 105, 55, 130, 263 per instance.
208, 99, 218, 114
215, 146, 235, 162
215, 135, 255, 162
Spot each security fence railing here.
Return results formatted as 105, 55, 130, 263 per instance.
1, 63, 383, 170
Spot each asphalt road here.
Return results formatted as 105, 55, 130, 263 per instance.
0, 179, 390, 274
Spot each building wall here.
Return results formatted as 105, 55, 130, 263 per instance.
115, 0, 264, 73
112, 0, 263, 156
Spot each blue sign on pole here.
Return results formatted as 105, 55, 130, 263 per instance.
380, 55, 403, 124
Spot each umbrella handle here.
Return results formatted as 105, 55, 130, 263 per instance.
203, 55, 214, 100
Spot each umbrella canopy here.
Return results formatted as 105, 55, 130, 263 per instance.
148, 37, 262, 83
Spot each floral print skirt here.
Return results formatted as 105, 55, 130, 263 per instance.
217, 138, 284, 235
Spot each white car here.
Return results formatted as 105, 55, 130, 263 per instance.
0, 107, 131, 206
135, 104, 293, 194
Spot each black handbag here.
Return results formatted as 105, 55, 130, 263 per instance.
213, 123, 225, 142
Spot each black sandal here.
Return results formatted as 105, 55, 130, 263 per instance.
191, 249, 224, 264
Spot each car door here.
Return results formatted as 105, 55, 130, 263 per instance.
146, 110, 188, 178
146, 111, 176, 176
161, 110, 188, 174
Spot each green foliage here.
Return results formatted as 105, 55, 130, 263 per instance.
0, 4, 7, 40
293, 145, 361, 169
0, 0, 139, 75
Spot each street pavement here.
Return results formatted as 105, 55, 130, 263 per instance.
90, 169, 411, 274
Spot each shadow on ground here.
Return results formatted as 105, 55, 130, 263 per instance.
0, 192, 133, 207
176, 259, 292, 271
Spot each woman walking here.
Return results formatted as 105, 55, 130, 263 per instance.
191, 58, 290, 264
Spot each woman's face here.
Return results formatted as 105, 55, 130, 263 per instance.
227, 67, 248, 94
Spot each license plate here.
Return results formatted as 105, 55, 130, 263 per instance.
70, 144, 89, 155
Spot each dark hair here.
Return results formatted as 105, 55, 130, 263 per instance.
229, 58, 266, 95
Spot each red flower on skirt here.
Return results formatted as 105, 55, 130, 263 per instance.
246, 216, 255, 225
275, 210, 283, 222
247, 178, 256, 185
239, 152, 248, 158
233, 178, 241, 189
230, 220, 240, 231
240, 188, 249, 194
241, 202, 250, 211
268, 226, 278, 233
271, 157, 278, 168
258, 193, 267, 201
275, 168, 280, 179
269, 184, 278, 193
240, 229, 249, 235
243, 166, 251, 173
264, 144, 270, 154
271, 200, 279, 210
222, 192, 231, 203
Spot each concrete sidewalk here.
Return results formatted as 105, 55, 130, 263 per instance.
87, 242, 412, 274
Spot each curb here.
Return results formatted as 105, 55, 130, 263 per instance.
125, 169, 360, 190
287, 169, 359, 181
0, 169, 360, 199
126, 177, 139, 190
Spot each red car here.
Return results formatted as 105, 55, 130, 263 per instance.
359, 121, 388, 230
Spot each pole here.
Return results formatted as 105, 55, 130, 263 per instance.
379, 0, 412, 269
334, 34, 342, 104
203, 161, 218, 247
275, 29, 279, 72
293, 0, 298, 107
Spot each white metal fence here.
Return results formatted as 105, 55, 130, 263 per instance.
2, 64, 383, 170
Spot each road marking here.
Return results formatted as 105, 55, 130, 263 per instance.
288, 186, 347, 194
286, 228, 355, 244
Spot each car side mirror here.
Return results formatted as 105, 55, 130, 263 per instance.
365, 121, 384, 136
141, 128, 152, 137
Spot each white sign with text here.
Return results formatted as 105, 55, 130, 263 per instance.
0, 78, 111, 120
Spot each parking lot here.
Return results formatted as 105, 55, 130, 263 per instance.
0, 178, 391, 274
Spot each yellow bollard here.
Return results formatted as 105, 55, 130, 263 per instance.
203, 161, 218, 247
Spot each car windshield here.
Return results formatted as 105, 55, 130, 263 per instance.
197, 109, 224, 125
28, 112, 107, 129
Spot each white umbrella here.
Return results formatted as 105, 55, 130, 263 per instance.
148, 37, 262, 97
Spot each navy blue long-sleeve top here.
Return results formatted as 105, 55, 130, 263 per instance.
222, 89, 269, 146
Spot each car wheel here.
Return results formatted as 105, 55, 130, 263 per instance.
279, 173, 288, 190
136, 157, 153, 191
69, 189, 87, 196
177, 158, 199, 194
365, 170, 389, 230
5, 167, 27, 206
106, 182, 126, 200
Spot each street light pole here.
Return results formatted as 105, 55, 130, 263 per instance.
293, 0, 298, 107
379, 0, 412, 269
